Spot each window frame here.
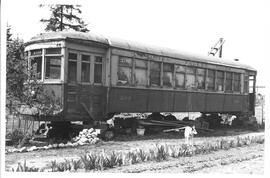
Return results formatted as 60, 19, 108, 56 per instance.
117, 56, 133, 86
67, 52, 78, 83
94, 55, 103, 84
175, 64, 186, 89
149, 61, 161, 87
81, 53, 91, 84
44, 48, 62, 81
163, 62, 174, 88
134, 58, 148, 87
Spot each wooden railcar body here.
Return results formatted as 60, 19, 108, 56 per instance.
24, 32, 257, 122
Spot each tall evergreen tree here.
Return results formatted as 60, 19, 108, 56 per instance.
40, 4, 89, 32
6, 25, 26, 101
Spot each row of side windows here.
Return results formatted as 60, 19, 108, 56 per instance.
117, 57, 243, 93
67, 52, 103, 83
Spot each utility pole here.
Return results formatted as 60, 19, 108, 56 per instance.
208, 38, 225, 58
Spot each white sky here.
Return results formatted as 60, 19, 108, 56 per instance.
2, 0, 270, 89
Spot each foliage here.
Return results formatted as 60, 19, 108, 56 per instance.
6, 129, 25, 146
6, 27, 26, 102
154, 144, 168, 161
40, 4, 89, 32
12, 160, 43, 172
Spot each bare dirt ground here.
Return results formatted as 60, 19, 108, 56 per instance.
5, 129, 264, 173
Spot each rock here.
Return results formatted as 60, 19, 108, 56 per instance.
43, 146, 49, 150
18, 147, 27, 153
47, 144, 53, 149
27, 146, 37, 152
66, 142, 73, 147
58, 143, 65, 148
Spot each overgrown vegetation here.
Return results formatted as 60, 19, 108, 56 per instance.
9, 134, 264, 172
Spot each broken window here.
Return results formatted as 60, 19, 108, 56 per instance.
186, 66, 196, 89
117, 57, 132, 85
81, 54, 90, 83
225, 72, 233, 92
30, 49, 42, 79
45, 56, 61, 79
207, 69, 215, 91
94, 56, 102, 83
68, 52, 77, 83
163, 63, 173, 87
216, 71, 224, 91
175, 65, 185, 88
150, 61, 161, 86
233, 73, 241, 92
30, 57, 42, 79
197, 68, 205, 89
134, 59, 147, 86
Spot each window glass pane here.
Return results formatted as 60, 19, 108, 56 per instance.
225, 72, 233, 91
95, 56, 102, 63
94, 63, 102, 83
207, 70, 215, 90
163, 72, 173, 87
197, 68, 205, 89
186, 67, 195, 74
45, 48, 61, 55
163, 63, 173, 87
150, 61, 161, 71
175, 65, 185, 73
197, 75, 205, 89
117, 66, 131, 85
150, 71, 160, 86
68, 61, 77, 82
197, 68, 205, 75
81, 62, 90, 82
234, 73, 241, 92
68, 53, 77, 60
45, 56, 61, 79
82, 55, 90, 62
136, 59, 147, 68
208, 70, 215, 77
163, 63, 173, 72
175, 73, 185, 88
186, 74, 196, 89
30, 49, 42, 56
31, 57, 42, 79
244, 75, 249, 93
119, 57, 132, 66
216, 71, 224, 91
135, 68, 147, 86
150, 62, 161, 86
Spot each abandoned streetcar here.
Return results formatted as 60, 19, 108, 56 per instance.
23, 32, 257, 124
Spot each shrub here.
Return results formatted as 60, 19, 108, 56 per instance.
71, 159, 82, 171
80, 153, 99, 171
12, 160, 42, 172
154, 144, 168, 161
137, 149, 147, 162
6, 129, 25, 146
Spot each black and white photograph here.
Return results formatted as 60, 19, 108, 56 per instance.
1, 0, 269, 176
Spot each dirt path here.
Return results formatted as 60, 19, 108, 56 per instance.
102, 144, 264, 174
5, 131, 264, 171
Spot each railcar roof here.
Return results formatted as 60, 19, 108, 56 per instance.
27, 31, 256, 71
